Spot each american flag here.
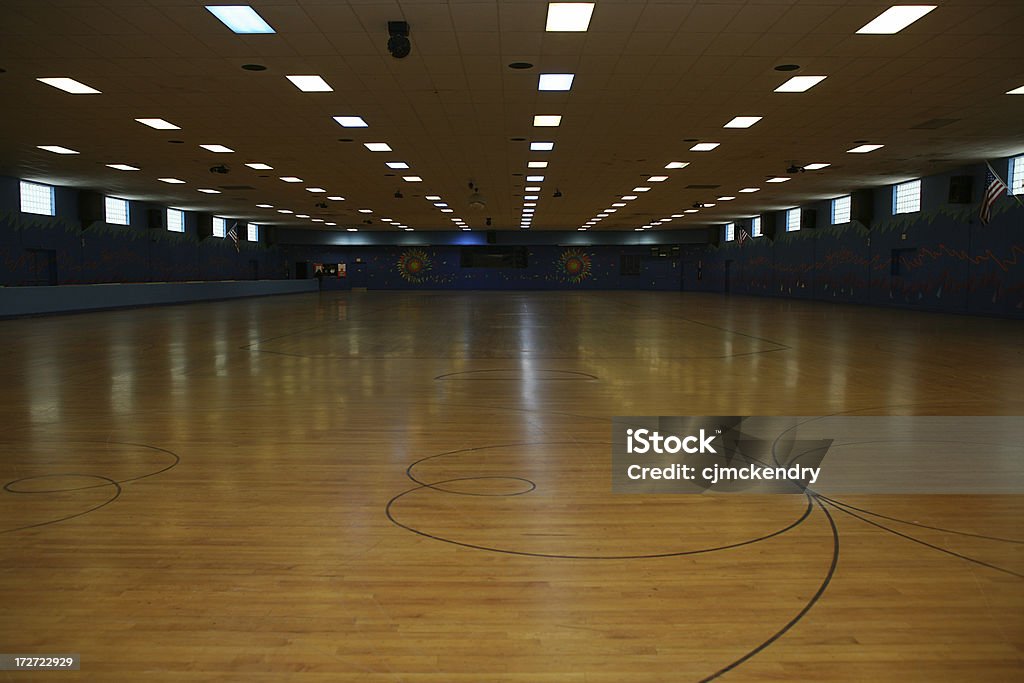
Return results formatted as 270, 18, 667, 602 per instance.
979, 163, 1007, 225
738, 228, 750, 246
227, 223, 240, 252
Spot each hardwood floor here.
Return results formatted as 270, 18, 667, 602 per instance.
1, 291, 1022, 681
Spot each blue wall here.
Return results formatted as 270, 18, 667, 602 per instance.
694, 163, 1024, 318
0, 176, 287, 286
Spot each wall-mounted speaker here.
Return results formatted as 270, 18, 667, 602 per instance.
949, 175, 973, 204
78, 190, 104, 228
851, 189, 873, 228
196, 213, 213, 240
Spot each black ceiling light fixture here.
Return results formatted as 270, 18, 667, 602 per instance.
387, 21, 411, 59
553, 188, 563, 198
394, 189, 404, 199
241, 63, 267, 71
507, 62, 534, 70
774, 64, 801, 72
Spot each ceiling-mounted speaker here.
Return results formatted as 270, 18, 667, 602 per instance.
387, 21, 411, 59
78, 190, 104, 228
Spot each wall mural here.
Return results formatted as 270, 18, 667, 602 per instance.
396, 248, 432, 284
556, 248, 592, 284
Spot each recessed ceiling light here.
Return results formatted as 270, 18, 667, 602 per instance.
245, 162, 273, 170
326, 222, 336, 226
803, 163, 830, 170
632, 187, 651, 192
523, 208, 535, 213
538, 73, 575, 91
531, 141, 555, 151
277, 209, 293, 214
346, 228, 358, 232
333, 115, 368, 127
739, 187, 760, 193
533, 115, 562, 127
634, 228, 645, 232
296, 214, 310, 218
197, 188, 221, 194
36, 77, 101, 94
703, 202, 716, 207
597, 213, 608, 217
306, 187, 326, 193
578, 228, 587, 231
612, 202, 626, 207
403, 176, 423, 182
647, 176, 668, 182
200, 144, 234, 153
205, 5, 275, 34
524, 195, 540, 200
158, 177, 185, 184
718, 196, 736, 200
426, 195, 442, 201
690, 142, 720, 152
106, 163, 139, 171
847, 144, 884, 153
766, 177, 791, 183
1007, 85, 1024, 95
434, 202, 448, 207
856, 5, 936, 34
775, 75, 827, 92
279, 176, 303, 183
723, 116, 762, 128
364, 142, 392, 152
311, 219, 324, 222
665, 161, 690, 169
671, 214, 684, 218
256, 204, 273, 208
357, 209, 373, 214
441, 208, 453, 213
621, 195, 638, 200
546, 2, 595, 31
526, 175, 545, 182
136, 118, 180, 130
327, 196, 345, 201
386, 162, 410, 169
528, 161, 549, 168
286, 75, 333, 92
525, 186, 541, 192
684, 209, 699, 213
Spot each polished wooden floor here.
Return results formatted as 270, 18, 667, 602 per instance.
1, 291, 1022, 682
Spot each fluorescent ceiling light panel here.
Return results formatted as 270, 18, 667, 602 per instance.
37, 77, 100, 94
357, 209, 373, 214
775, 75, 827, 92
256, 204, 273, 208
665, 161, 690, 169
136, 118, 180, 130
287, 75, 333, 92
684, 209, 699, 213
690, 142, 720, 152
718, 196, 736, 200
527, 175, 545, 182
441, 208, 453, 213
197, 188, 221, 194
327, 196, 345, 201
612, 202, 626, 207
528, 161, 549, 168
200, 144, 234, 153
333, 116, 368, 128
106, 163, 139, 171
724, 116, 762, 128
803, 163, 830, 170
277, 209, 293, 214
158, 177, 185, 184
326, 222, 336, 226
1007, 85, 1024, 95
632, 187, 651, 192
245, 162, 273, 170
386, 162, 410, 169
647, 176, 668, 182
364, 142, 392, 152
403, 176, 423, 182
279, 176, 303, 183
847, 144, 884, 153
766, 177, 791, 183
538, 73, 575, 91
305, 187, 326, 193
205, 5, 275, 34
546, 3, 595, 31
524, 195, 540, 200
346, 228, 358, 232
525, 186, 541, 192
311, 219, 323, 222
531, 141, 555, 151
621, 195, 638, 200
296, 214, 310, 218
739, 187, 760, 193
533, 115, 562, 127
426, 195, 442, 201
856, 5, 937, 34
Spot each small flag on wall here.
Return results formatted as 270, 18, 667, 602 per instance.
738, 228, 750, 246
227, 223, 240, 252
979, 162, 1008, 225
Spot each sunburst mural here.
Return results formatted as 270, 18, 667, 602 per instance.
557, 248, 592, 284
396, 248, 432, 284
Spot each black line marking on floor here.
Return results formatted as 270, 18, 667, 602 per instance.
699, 495, 840, 682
